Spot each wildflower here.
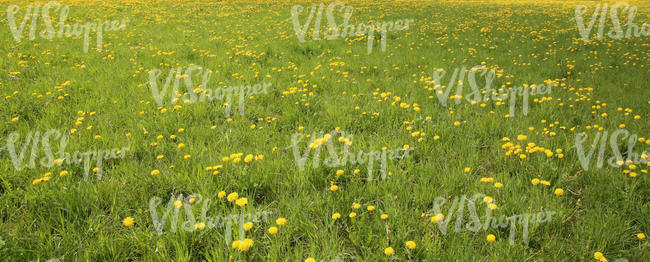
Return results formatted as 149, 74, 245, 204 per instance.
494, 182, 503, 188
268, 226, 278, 235
367, 205, 375, 211
195, 222, 205, 230
464, 167, 470, 173
238, 238, 253, 251
488, 203, 498, 210
244, 154, 254, 163
174, 200, 183, 209
483, 196, 493, 203
122, 217, 135, 227
554, 188, 564, 196
150, 169, 160, 175
405, 241, 416, 250
227, 192, 239, 202
352, 203, 361, 209
330, 185, 339, 191
517, 135, 527, 141
305, 258, 315, 262
336, 170, 344, 176
276, 218, 288, 226
384, 247, 395, 255
531, 178, 540, 185
487, 234, 496, 242
349, 212, 357, 218
243, 222, 253, 231
637, 233, 646, 239
235, 198, 248, 207
218, 191, 226, 198
59, 171, 69, 176
332, 213, 341, 220
381, 214, 388, 220
431, 213, 444, 223
593, 252, 606, 262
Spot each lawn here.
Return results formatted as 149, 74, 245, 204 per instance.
0, 0, 648, 261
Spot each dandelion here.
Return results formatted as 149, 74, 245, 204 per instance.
483, 196, 493, 203
238, 238, 253, 251
150, 169, 160, 175
218, 191, 226, 198
332, 213, 341, 220
431, 213, 444, 223
367, 205, 375, 211
235, 198, 248, 207
531, 178, 540, 185
486, 234, 496, 242
243, 222, 253, 231
352, 203, 361, 209
268, 226, 278, 235
384, 247, 395, 255
593, 252, 606, 262
174, 200, 183, 209
637, 233, 646, 239
336, 170, 344, 176
405, 241, 416, 250
330, 185, 339, 191
381, 214, 388, 220
276, 218, 288, 226
227, 192, 239, 202
195, 222, 205, 230
122, 217, 135, 227
554, 188, 564, 196
349, 212, 357, 218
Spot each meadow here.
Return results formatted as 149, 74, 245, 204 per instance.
0, 0, 648, 261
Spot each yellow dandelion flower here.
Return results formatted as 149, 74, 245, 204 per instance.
122, 217, 135, 227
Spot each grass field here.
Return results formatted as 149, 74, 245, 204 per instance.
0, 0, 649, 261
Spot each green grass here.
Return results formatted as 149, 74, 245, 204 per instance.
0, 0, 648, 261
